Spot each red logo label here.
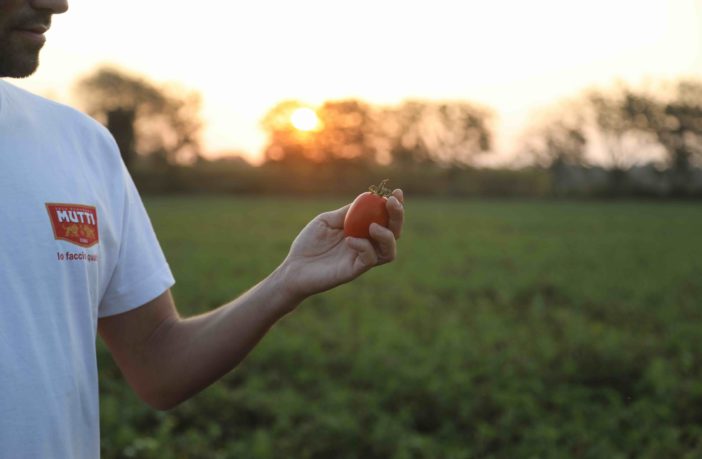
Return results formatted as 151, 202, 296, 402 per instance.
46, 203, 99, 248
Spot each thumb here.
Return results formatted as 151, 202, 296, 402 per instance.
318, 204, 351, 229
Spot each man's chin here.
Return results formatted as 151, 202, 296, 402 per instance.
0, 58, 40, 78
0, 44, 42, 78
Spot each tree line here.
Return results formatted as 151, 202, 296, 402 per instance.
74, 66, 702, 197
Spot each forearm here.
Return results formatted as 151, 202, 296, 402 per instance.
139, 267, 300, 409
103, 192, 403, 410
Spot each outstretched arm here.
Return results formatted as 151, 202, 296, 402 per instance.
98, 190, 404, 410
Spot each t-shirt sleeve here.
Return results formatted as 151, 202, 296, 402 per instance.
98, 166, 175, 318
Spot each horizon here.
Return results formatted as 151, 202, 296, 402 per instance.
11, 0, 702, 164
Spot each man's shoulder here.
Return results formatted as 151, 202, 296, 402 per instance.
0, 79, 110, 138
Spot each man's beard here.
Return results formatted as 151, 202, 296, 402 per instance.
0, 12, 51, 78
0, 43, 42, 78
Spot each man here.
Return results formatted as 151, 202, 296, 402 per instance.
0, 1, 405, 457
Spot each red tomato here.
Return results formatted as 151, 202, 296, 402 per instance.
344, 179, 392, 238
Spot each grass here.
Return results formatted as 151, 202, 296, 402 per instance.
99, 196, 702, 458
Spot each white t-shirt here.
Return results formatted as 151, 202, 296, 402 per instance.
0, 80, 175, 458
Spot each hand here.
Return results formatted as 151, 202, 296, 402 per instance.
278, 189, 404, 302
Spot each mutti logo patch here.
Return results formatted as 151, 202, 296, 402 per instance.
45, 203, 99, 248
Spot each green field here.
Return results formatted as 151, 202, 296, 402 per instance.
99, 197, 702, 458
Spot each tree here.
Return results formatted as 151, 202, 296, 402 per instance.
520, 100, 590, 194
587, 89, 656, 171
315, 100, 378, 165
585, 88, 662, 192
522, 87, 664, 194
261, 98, 493, 168
261, 100, 316, 165
74, 66, 202, 169
261, 99, 379, 166
379, 100, 493, 167
522, 101, 588, 168
622, 80, 702, 195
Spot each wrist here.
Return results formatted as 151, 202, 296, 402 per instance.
267, 261, 307, 315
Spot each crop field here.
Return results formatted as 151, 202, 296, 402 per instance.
99, 196, 702, 458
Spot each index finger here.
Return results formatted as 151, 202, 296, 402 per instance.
386, 189, 404, 240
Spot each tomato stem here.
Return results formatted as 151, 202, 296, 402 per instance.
369, 179, 392, 198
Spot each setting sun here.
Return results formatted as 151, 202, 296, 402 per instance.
290, 107, 320, 132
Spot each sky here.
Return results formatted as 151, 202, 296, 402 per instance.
12, 0, 702, 164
